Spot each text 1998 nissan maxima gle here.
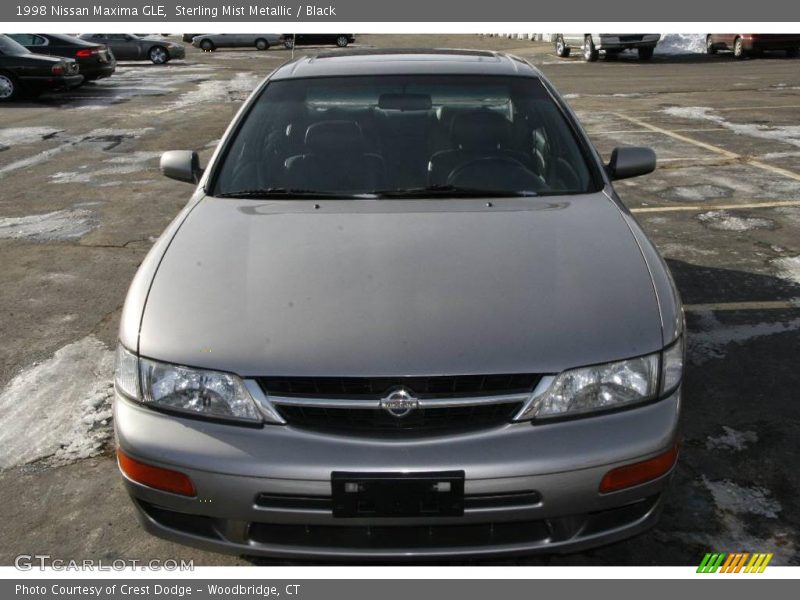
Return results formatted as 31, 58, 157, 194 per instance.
114, 50, 684, 560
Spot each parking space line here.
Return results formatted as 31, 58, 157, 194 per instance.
586, 128, 728, 135
631, 200, 800, 213
612, 112, 800, 183
684, 299, 800, 312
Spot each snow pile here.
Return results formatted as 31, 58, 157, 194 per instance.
168, 72, 262, 110
0, 208, 98, 241
0, 336, 115, 470
657, 34, 707, 55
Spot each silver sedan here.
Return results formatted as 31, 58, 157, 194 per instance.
191, 33, 284, 51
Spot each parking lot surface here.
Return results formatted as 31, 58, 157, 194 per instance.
0, 34, 798, 566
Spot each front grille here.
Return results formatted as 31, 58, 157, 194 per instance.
276, 402, 523, 434
259, 374, 540, 399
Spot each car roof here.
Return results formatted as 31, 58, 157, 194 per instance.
270, 49, 542, 80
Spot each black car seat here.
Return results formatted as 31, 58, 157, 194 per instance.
284, 120, 386, 192
427, 110, 531, 186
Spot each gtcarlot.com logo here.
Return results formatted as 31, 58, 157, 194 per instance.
697, 552, 773, 573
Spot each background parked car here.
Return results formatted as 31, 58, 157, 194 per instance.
554, 34, 661, 61
282, 34, 355, 49
0, 34, 82, 101
6, 33, 115, 82
191, 33, 283, 51
182, 34, 202, 43
706, 34, 800, 59
78, 34, 185, 64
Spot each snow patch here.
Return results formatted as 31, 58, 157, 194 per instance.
167, 72, 262, 110
706, 426, 758, 451
51, 151, 161, 185
701, 476, 781, 518
659, 184, 732, 202
0, 336, 115, 470
663, 106, 800, 149
0, 208, 97, 241
690, 310, 800, 364
697, 210, 774, 232
772, 256, 800, 285
657, 34, 707, 55
0, 127, 62, 148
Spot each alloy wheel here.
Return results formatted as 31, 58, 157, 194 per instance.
0, 74, 14, 100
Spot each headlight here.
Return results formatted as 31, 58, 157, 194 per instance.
516, 353, 659, 421
114, 344, 270, 424
140, 358, 261, 422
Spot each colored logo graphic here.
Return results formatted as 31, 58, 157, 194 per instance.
697, 552, 773, 573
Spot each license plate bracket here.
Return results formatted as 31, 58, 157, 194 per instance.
331, 471, 465, 518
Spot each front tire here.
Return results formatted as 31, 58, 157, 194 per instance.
786, 47, 800, 58
583, 36, 598, 62
0, 72, 19, 102
336, 35, 349, 48
638, 46, 655, 60
200, 39, 214, 52
149, 45, 168, 64
555, 35, 570, 58
283, 37, 295, 49
255, 38, 269, 51
733, 37, 746, 59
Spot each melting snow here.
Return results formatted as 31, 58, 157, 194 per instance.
662, 106, 800, 149
0, 336, 115, 470
660, 184, 732, 202
0, 208, 97, 241
772, 256, 800, 285
701, 476, 781, 518
0, 127, 62, 148
697, 210, 774, 232
167, 72, 262, 110
706, 426, 758, 451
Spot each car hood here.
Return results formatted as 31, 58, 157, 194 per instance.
140, 194, 663, 376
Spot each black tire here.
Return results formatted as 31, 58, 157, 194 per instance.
733, 37, 746, 59
0, 71, 19, 102
283, 38, 295, 49
200, 39, 214, 52
149, 45, 169, 64
638, 46, 655, 60
255, 38, 269, 51
336, 35, 349, 48
786, 47, 800, 58
583, 35, 598, 62
706, 35, 718, 55
554, 35, 570, 58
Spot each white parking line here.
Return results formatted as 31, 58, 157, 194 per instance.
612, 112, 800, 183
631, 200, 800, 213
684, 299, 800, 312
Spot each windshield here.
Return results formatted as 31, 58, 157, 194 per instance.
0, 34, 31, 55
212, 75, 598, 198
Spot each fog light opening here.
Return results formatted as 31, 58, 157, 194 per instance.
117, 448, 196, 497
599, 442, 679, 494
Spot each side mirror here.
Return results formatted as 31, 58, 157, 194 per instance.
160, 150, 202, 184
607, 146, 656, 181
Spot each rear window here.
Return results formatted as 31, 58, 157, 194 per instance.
212, 75, 599, 198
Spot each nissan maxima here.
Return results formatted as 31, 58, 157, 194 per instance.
114, 49, 684, 560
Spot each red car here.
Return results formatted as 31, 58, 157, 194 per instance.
706, 34, 800, 59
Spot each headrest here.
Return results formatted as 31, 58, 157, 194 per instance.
305, 120, 365, 154
450, 110, 511, 148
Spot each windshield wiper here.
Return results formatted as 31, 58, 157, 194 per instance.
214, 188, 374, 199
373, 185, 539, 198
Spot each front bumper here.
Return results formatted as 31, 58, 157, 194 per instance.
596, 35, 661, 50
115, 388, 680, 559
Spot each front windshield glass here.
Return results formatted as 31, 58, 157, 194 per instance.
0, 35, 31, 55
212, 74, 598, 198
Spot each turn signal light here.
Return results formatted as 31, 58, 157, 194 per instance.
117, 448, 196, 497
599, 442, 679, 493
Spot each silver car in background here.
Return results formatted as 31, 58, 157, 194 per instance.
191, 33, 284, 51
554, 34, 661, 61
114, 49, 683, 560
